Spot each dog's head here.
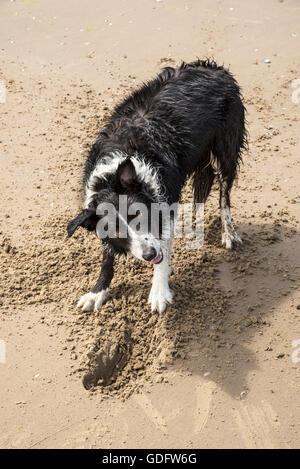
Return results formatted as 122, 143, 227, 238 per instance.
67, 159, 164, 264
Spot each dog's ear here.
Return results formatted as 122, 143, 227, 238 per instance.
67, 209, 98, 237
116, 160, 141, 192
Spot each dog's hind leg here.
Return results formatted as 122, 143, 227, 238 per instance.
77, 248, 115, 312
218, 173, 242, 249
212, 97, 246, 249
192, 159, 215, 205
191, 158, 215, 248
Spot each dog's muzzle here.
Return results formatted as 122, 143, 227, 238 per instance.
142, 249, 163, 264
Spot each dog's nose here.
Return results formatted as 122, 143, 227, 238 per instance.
142, 247, 157, 261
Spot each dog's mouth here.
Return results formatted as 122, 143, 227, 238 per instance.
150, 250, 163, 264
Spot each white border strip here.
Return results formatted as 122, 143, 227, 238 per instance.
0, 80, 6, 104
0, 340, 6, 364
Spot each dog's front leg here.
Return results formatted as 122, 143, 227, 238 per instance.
77, 248, 114, 312
148, 239, 173, 314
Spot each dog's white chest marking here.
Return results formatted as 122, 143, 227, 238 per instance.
84, 152, 162, 209
84, 152, 126, 208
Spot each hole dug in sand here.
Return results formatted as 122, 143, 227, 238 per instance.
83, 332, 132, 390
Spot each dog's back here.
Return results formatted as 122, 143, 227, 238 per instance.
85, 60, 246, 184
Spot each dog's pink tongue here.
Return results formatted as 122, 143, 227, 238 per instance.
151, 252, 162, 264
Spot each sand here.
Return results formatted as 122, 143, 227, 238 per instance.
0, 0, 299, 449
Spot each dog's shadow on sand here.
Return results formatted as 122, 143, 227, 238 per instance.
167, 218, 300, 398
85, 218, 299, 400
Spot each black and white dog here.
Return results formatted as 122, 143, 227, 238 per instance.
68, 59, 247, 314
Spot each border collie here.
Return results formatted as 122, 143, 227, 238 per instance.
68, 59, 247, 313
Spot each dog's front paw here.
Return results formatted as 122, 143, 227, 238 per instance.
77, 290, 108, 312
148, 283, 173, 314
222, 230, 242, 250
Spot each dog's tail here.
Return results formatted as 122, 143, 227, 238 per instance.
179, 58, 224, 72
